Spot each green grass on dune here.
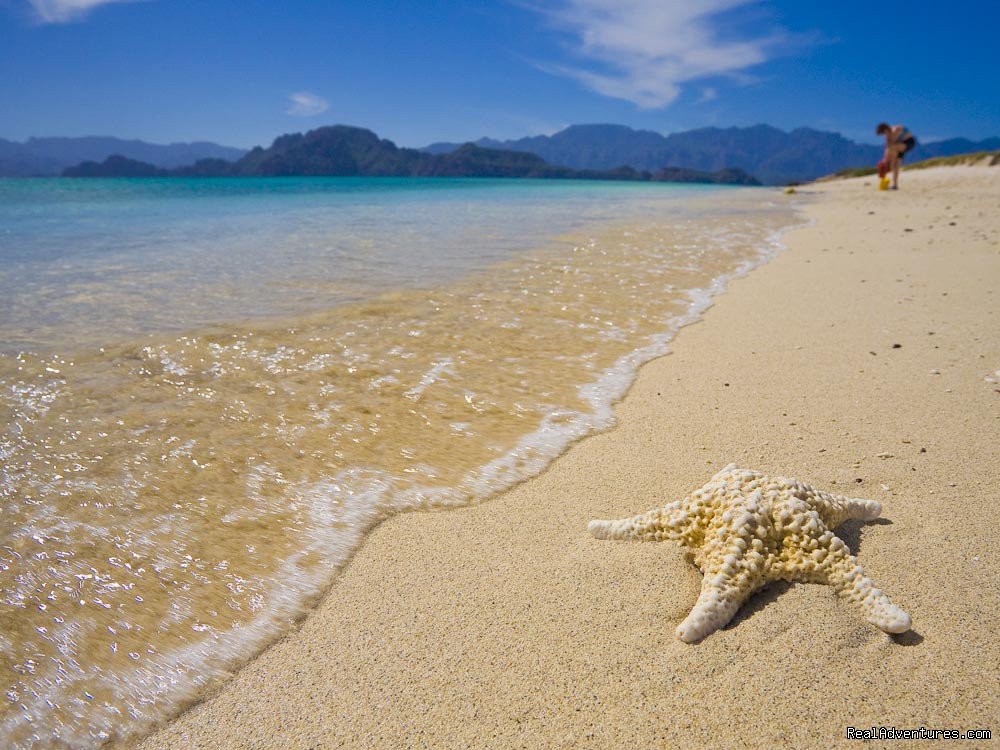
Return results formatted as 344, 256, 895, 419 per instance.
822, 150, 1000, 182
903, 150, 1000, 170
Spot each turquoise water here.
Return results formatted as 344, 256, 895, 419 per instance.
0, 177, 729, 351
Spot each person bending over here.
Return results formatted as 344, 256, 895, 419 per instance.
876, 122, 917, 189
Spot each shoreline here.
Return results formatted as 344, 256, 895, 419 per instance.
135, 166, 999, 749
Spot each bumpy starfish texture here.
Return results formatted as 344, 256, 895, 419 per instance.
589, 464, 911, 643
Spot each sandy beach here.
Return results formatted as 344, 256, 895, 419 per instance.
134, 166, 999, 749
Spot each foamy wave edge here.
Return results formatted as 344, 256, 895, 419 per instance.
421, 216, 815, 512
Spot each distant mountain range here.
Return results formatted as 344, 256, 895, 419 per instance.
0, 136, 246, 177
10, 123, 998, 183
62, 126, 760, 185
423, 124, 1000, 185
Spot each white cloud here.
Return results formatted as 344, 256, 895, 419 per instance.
27, 0, 137, 23
286, 91, 329, 117
698, 87, 718, 103
522, 0, 785, 108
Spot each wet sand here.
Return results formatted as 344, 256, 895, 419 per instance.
135, 166, 1000, 750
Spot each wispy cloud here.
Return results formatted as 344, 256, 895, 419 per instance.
521, 0, 788, 108
286, 91, 329, 117
698, 87, 718, 103
27, 0, 137, 23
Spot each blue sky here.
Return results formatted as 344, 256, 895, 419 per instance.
1, 0, 997, 148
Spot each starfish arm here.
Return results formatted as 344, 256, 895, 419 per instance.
675, 545, 765, 643
814, 491, 882, 529
820, 537, 911, 634
588, 501, 688, 542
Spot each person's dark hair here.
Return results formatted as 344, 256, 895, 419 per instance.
876, 122, 890, 135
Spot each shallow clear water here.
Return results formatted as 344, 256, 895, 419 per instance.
0, 177, 798, 748
1, 177, 732, 352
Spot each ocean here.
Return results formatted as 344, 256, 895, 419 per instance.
0, 176, 799, 747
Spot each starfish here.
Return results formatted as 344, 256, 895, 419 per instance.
588, 464, 911, 643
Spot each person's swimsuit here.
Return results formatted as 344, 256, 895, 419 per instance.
898, 128, 917, 160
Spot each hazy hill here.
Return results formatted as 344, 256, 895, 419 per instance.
63, 155, 168, 177
62, 125, 760, 185
0, 136, 246, 177
423, 124, 1000, 185
919, 137, 1000, 159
